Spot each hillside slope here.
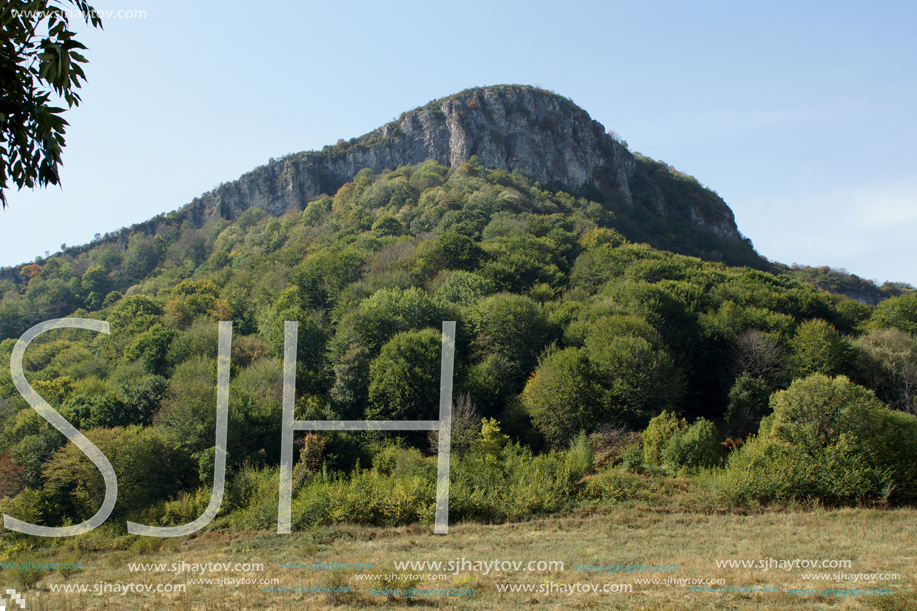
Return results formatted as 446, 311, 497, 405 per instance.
180, 85, 760, 268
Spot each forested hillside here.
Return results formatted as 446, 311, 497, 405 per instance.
2, 145, 917, 534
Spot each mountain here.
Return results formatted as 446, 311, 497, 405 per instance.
3, 85, 910, 298
181, 85, 761, 268
4, 85, 917, 532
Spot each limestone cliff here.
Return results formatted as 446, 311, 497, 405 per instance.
182, 85, 743, 248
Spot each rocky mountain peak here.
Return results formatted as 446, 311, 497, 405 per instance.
181, 85, 748, 256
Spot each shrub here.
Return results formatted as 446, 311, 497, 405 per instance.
661, 418, 722, 472
292, 468, 433, 529
323, 568, 356, 605
582, 469, 652, 502
0, 488, 43, 535
472, 418, 511, 458
589, 423, 641, 467
642, 411, 685, 467
564, 431, 594, 481
5, 562, 43, 590
619, 441, 644, 472
437, 392, 480, 456
227, 465, 281, 529
717, 374, 917, 504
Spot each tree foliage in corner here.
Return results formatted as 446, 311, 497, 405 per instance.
0, 0, 102, 207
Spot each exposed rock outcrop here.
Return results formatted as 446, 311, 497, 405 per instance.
182, 85, 741, 246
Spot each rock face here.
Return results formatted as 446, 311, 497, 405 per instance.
182, 85, 740, 244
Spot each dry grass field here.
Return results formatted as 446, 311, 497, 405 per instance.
5, 503, 917, 611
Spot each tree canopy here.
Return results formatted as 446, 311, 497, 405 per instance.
0, 0, 102, 207
2, 158, 916, 530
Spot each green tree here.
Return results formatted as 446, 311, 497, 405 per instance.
125, 324, 176, 377
765, 374, 883, 454
329, 342, 371, 418
227, 357, 284, 467
412, 232, 485, 277
371, 215, 403, 237
521, 347, 602, 445
41, 426, 187, 523
0, 294, 29, 340
24, 277, 77, 321
585, 330, 681, 426
0, 0, 103, 206
170, 279, 220, 318
788, 319, 852, 379
121, 234, 161, 286
333, 287, 446, 358
80, 265, 109, 298
294, 247, 367, 309
461, 353, 514, 417
869, 294, 917, 334
108, 295, 163, 337
258, 299, 328, 394
115, 373, 168, 426
367, 329, 442, 421
434, 271, 494, 306
60, 390, 133, 429
153, 356, 216, 453
472, 417, 510, 459
470, 293, 554, 383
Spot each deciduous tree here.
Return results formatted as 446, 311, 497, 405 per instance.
1, 0, 103, 206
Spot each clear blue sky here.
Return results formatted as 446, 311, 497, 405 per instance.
3, 0, 915, 286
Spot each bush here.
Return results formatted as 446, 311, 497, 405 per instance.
324, 568, 357, 605
589, 423, 641, 467
661, 418, 722, 472
292, 468, 433, 529
619, 441, 644, 471
5, 562, 43, 590
564, 431, 594, 481
582, 469, 653, 502
642, 411, 685, 467
0, 488, 43, 535
227, 465, 280, 529
716, 374, 917, 505
41, 426, 188, 524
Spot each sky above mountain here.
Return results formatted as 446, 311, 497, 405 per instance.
2, 0, 915, 286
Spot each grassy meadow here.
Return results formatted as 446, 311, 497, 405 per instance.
4, 494, 917, 611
